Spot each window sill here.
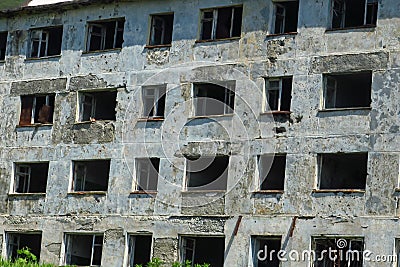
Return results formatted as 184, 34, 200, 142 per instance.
137, 117, 165, 122
266, 32, 298, 38
189, 113, 234, 119
312, 189, 365, 194
195, 37, 241, 43
252, 190, 284, 194
130, 190, 157, 195
68, 191, 107, 195
74, 120, 115, 125
0, 60, 5, 63
182, 190, 226, 194
318, 107, 371, 112
16, 123, 53, 128
145, 44, 172, 49
8, 193, 46, 197
25, 55, 61, 61
261, 111, 291, 115
82, 48, 122, 55
325, 25, 376, 32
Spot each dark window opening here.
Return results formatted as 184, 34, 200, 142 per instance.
79, 91, 117, 122
323, 72, 372, 109
200, 6, 242, 41
128, 235, 152, 267
65, 234, 103, 266
14, 163, 49, 193
149, 14, 174, 45
331, 0, 378, 29
186, 156, 229, 191
252, 236, 282, 267
29, 26, 62, 58
142, 86, 166, 118
19, 94, 55, 126
273, 1, 299, 34
73, 160, 110, 192
136, 158, 159, 191
318, 153, 368, 190
7, 233, 42, 261
0, 31, 7, 60
180, 236, 224, 267
194, 83, 235, 116
87, 19, 124, 51
265, 77, 292, 112
313, 237, 363, 267
258, 155, 286, 191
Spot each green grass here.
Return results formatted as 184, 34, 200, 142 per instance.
0, 0, 28, 11
0, 258, 62, 267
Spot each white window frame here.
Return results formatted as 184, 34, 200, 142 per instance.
264, 78, 283, 112
79, 93, 96, 122
331, 0, 378, 29
200, 6, 240, 40
273, 3, 286, 34
193, 84, 235, 116
142, 86, 165, 118
127, 234, 153, 267
323, 76, 337, 109
180, 237, 196, 264
135, 158, 159, 191
7, 234, 20, 259
14, 164, 31, 193
22, 95, 53, 125
64, 234, 103, 266
87, 20, 124, 51
251, 236, 282, 267
30, 29, 49, 58
73, 163, 87, 191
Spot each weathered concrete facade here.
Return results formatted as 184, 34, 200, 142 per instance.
0, 0, 399, 266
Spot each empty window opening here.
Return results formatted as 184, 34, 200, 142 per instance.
149, 14, 174, 46
331, 0, 378, 29
186, 156, 229, 191
258, 155, 286, 191
323, 72, 372, 109
0, 31, 7, 60
7, 233, 42, 261
193, 83, 235, 116
200, 6, 243, 41
312, 237, 364, 267
318, 153, 368, 190
265, 77, 292, 112
29, 26, 62, 58
142, 86, 166, 118
79, 91, 117, 122
180, 236, 224, 267
252, 236, 282, 267
72, 160, 110, 192
136, 158, 160, 191
65, 234, 103, 266
272, 1, 299, 34
19, 94, 55, 126
128, 235, 152, 267
87, 19, 124, 51
14, 163, 49, 194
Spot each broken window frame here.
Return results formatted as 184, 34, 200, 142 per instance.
135, 158, 160, 192
322, 72, 372, 110
330, 0, 378, 30
127, 234, 153, 267
0, 31, 8, 61
251, 236, 282, 267
273, 4, 286, 34
193, 82, 235, 117
7, 232, 42, 261
142, 86, 166, 119
312, 236, 364, 267
149, 13, 174, 46
86, 19, 125, 52
199, 5, 243, 41
263, 77, 292, 112
28, 26, 63, 58
19, 94, 55, 126
71, 160, 110, 192
257, 154, 286, 192
77, 90, 117, 122
179, 235, 225, 266
64, 233, 104, 266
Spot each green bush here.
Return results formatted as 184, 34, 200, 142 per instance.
134, 258, 210, 267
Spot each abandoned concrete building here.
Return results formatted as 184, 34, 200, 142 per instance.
0, 0, 399, 266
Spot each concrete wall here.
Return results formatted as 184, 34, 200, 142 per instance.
0, 0, 399, 266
